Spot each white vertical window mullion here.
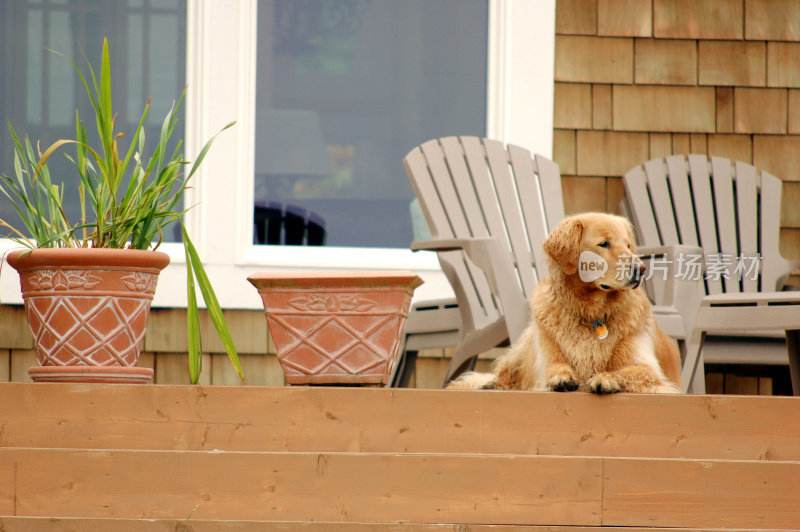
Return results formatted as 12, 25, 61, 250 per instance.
487, 0, 555, 159
185, 0, 256, 262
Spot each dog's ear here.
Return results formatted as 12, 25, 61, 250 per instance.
543, 217, 584, 275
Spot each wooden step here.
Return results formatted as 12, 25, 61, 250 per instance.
0, 383, 798, 460
2, 383, 799, 529
1, 448, 799, 528
0, 518, 785, 532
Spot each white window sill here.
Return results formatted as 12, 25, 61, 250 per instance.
0, 240, 452, 310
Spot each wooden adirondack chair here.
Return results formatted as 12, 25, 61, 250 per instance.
404, 137, 700, 388
624, 155, 800, 394
403, 137, 565, 383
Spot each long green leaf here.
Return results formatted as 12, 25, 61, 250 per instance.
182, 224, 203, 383
185, 121, 236, 182
182, 226, 244, 382
33, 139, 74, 180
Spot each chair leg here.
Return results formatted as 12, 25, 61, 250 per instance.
443, 352, 478, 387
676, 337, 687, 362
688, 350, 707, 394
391, 350, 418, 388
680, 329, 706, 394
786, 329, 800, 396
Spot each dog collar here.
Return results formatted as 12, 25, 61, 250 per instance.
592, 317, 608, 340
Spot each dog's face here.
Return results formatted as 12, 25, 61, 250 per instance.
543, 213, 645, 291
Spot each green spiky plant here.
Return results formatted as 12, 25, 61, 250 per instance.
0, 38, 242, 384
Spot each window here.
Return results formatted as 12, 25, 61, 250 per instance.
254, 0, 487, 248
1, 0, 555, 309
0, 0, 186, 240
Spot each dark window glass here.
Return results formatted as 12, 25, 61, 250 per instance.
254, 0, 487, 248
0, 0, 186, 241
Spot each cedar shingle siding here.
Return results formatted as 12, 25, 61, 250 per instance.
554, 0, 800, 259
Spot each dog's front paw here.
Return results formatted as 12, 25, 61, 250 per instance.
587, 372, 622, 394
547, 373, 579, 392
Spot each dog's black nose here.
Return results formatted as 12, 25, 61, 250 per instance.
634, 262, 646, 281
629, 261, 646, 288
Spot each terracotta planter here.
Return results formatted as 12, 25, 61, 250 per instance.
248, 271, 424, 385
7, 248, 169, 383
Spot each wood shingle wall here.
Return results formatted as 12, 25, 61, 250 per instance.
554, 0, 800, 261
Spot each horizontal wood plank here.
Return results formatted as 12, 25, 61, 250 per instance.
3, 448, 798, 528
1, 384, 798, 529
0, 384, 798, 461
2, 449, 603, 525
0, 518, 784, 532
603, 458, 800, 529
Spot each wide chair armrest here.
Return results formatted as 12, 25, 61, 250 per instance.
638, 244, 705, 332
694, 291, 800, 333
411, 236, 505, 283
411, 236, 493, 254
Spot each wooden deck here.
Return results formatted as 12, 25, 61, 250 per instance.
0, 383, 798, 530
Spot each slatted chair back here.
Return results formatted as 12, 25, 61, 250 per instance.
404, 137, 563, 380
624, 155, 794, 296
625, 155, 800, 394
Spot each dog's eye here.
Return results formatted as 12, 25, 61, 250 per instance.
598, 241, 609, 248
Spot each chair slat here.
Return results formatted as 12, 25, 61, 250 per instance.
506, 144, 545, 291
404, 147, 451, 240
483, 139, 538, 296
497, 143, 546, 296
419, 139, 471, 239
710, 157, 739, 293
439, 137, 489, 239
734, 160, 759, 293
460, 137, 508, 241
623, 165, 662, 246
664, 156, 700, 247
760, 171, 786, 292
643, 158, 680, 244
510, 148, 556, 288
534, 154, 566, 288
687, 154, 722, 295
536, 154, 566, 230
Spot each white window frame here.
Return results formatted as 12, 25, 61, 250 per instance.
0, 0, 555, 310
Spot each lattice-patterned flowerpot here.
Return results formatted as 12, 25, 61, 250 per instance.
248, 271, 424, 385
7, 248, 169, 383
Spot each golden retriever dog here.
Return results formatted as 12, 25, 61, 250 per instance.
451, 212, 681, 394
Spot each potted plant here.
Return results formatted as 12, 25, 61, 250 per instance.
248, 270, 423, 385
0, 38, 242, 384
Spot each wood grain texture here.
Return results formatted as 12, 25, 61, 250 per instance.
3, 447, 798, 528
0, 384, 798, 460
603, 458, 800, 529
1, 384, 799, 528
3, 448, 603, 525
1, 518, 778, 532
0, 306, 33, 349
